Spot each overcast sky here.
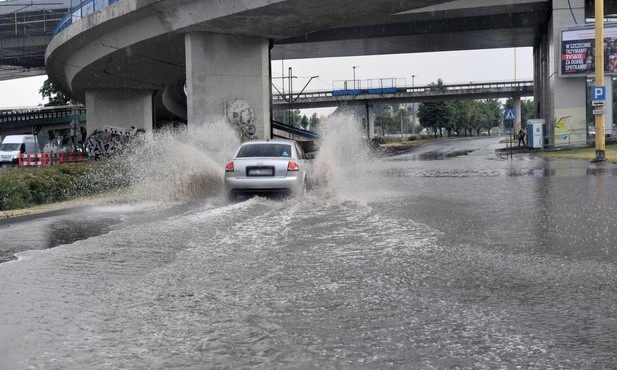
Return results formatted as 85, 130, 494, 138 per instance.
0, 47, 533, 111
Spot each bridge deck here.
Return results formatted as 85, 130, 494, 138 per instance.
1, 80, 533, 133
273, 80, 534, 109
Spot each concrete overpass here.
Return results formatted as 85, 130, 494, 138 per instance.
0, 105, 85, 136
43, 0, 614, 143
0, 0, 71, 80
272, 80, 534, 110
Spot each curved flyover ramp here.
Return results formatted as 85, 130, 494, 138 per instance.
45, 0, 550, 137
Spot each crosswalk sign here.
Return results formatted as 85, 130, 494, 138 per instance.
504, 109, 515, 120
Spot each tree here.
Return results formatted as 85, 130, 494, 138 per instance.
308, 113, 320, 131
300, 115, 309, 129
451, 100, 471, 136
418, 101, 454, 137
393, 108, 411, 135
290, 109, 303, 127
482, 99, 503, 135
441, 99, 503, 137
375, 109, 394, 135
39, 79, 74, 106
417, 79, 455, 137
273, 108, 303, 127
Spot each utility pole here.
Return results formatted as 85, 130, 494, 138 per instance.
271, 62, 296, 126
353, 66, 359, 89
412, 75, 417, 134
593, 0, 606, 162
400, 114, 404, 141
288, 67, 294, 127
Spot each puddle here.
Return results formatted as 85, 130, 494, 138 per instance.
412, 149, 475, 160
45, 218, 121, 249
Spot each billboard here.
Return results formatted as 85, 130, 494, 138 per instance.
561, 26, 617, 76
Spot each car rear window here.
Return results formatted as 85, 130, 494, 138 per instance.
236, 144, 292, 158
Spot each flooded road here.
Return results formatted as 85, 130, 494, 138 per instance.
1, 134, 616, 368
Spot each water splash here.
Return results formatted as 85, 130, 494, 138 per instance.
122, 120, 240, 203
311, 114, 381, 201
98, 115, 386, 205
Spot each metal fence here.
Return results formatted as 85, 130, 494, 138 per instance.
54, 0, 120, 35
0, 8, 67, 38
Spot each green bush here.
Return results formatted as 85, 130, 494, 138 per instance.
0, 160, 131, 211
0, 174, 34, 210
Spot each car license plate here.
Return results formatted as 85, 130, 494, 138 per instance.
247, 167, 274, 176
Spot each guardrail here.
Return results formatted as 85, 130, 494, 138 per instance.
54, 0, 120, 35
272, 80, 534, 103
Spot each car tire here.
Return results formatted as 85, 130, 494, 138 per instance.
295, 178, 307, 197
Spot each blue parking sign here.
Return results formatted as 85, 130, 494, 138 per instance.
592, 86, 606, 101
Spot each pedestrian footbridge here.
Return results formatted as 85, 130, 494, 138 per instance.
1, 80, 532, 137
0, 105, 85, 136
273, 80, 533, 110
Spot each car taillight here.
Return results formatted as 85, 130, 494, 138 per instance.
287, 161, 299, 171
225, 162, 234, 172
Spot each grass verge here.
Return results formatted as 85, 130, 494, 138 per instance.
540, 143, 617, 164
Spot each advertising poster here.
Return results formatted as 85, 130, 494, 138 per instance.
561, 26, 617, 76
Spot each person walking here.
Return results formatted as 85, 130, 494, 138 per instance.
517, 129, 526, 147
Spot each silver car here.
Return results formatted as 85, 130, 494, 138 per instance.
224, 139, 310, 199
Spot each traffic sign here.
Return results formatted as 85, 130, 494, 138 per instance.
593, 109, 606, 115
591, 86, 606, 101
592, 100, 605, 107
504, 109, 515, 120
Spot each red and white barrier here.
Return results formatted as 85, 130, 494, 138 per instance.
17, 152, 87, 167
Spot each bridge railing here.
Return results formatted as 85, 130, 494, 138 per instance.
54, 0, 120, 35
0, 9, 67, 38
332, 78, 407, 91
397, 80, 534, 93
272, 80, 534, 102
0, 105, 86, 125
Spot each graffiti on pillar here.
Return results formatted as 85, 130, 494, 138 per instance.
85, 126, 145, 159
225, 99, 257, 141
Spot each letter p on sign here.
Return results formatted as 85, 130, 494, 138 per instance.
592, 86, 606, 101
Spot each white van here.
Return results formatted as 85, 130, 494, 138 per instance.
0, 134, 41, 166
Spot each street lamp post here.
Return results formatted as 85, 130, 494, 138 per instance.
412, 75, 417, 134
353, 66, 359, 89
288, 67, 295, 127
294, 75, 319, 100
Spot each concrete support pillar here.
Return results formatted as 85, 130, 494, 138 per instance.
366, 104, 375, 140
513, 96, 522, 134
85, 89, 153, 135
533, 38, 549, 121
185, 32, 270, 140
541, 0, 586, 147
